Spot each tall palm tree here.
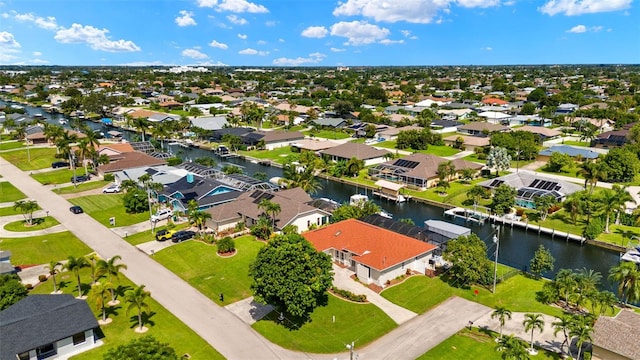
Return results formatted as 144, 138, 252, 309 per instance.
191, 210, 212, 233
522, 313, 545, 352
47, 260, 61, 293
91, 281, 114, 323
496, 335, 529, 360
491, 306, 512, 340
597, 188, 618, 233
570, 319, 593, 360
125, 284, 151, 331
96, 255, 127, 304
258, 198, 281, 229
552, 315, 574, 357
555, 269, 577, 308
574, 268, 601, 310
85, 253, 103, 286
595, 290, 617, 316
64, 256, 89, 298
132, 117, 149, 142
612, 185, 635, 225
608, 261, 640, 306
13, 200, 38, 226
579, 160, 607, 194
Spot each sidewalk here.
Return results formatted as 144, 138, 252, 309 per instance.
332, 264, 417, 325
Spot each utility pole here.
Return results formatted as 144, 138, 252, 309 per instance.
492, 226, 500, 293
346, 341, 355, 360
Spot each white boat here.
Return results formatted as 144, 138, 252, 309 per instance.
58, 119, 67, 125
378, 210, 393, 219
350, 194, 369, 206
621, 247, 640, 264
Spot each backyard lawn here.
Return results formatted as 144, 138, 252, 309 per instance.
31, 167, 88, 185
303, 129, 352, 140
3, 216, 60, 232
381, 273, 563, 317
68, 194, 150, 227
0, 147, 59, 170
0, 181, 26, 202
153, 235, 263, 304
238, 146, 296, 164
375, 140, 461, 157
417, 327, 561, 360
0, 231, 92, 265
0, 141, 26, 150
253, 294, 397, 353
52, 180, 111, 194
31, 269, 224, 360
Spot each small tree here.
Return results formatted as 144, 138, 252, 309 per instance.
529, 245, 555, 279
217, 236, 235, 254
64, 256, 89, 298
533, 195, 556, 221
97, 255, 127, 304
443, 234, 493, 286
491, 184, 517, 215
13, 200, 38, 226
552, 315, 574, 358
570, 318, 593, 360
486, 146, 511, 176
47, 260, 61, 293
104, 335, 178, 360
491, 306, 512, 340
496, 335, 528, 360
125, 285, 151, 332
522, 313, 545, 353
545, 152, 572, 173
0, 274, 28, 311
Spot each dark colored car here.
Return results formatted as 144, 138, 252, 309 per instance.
69, 205, 83, 214
52, 161, 70, 169
70, 175, 89, 183
155, 229, 176, 242
171, 230, 196, 243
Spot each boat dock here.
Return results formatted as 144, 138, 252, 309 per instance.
444, 207, 490, 224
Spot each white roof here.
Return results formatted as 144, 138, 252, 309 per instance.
478, 111, 511, 119
375, 179, 404, 191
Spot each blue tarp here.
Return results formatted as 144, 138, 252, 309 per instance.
101, 118, 112, 125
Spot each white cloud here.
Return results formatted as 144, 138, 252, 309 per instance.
400, 30, 411, 37
257, 40, 267, 45
379, 39, 405, 45
567, 24, 587, 33
12, 11, 60, 30
273, 52, 326, 66
278, 38, 285, 42
54, 24, 141, 52
31, 58, 48, 64
238, 48, 269, 55
175, 10, 197, 27
480, 46, 493, 51
182, 48, 208, 59
591, 25, 603, 32
330, 47, 346, 52
209, 40, 229, 49
332, 0, 502, 23
1, 13, 8, 19
238, 33, 248, 39
265, 20, 277, 26
32, 51, 42, 56
0, 31, 20, 48
197, 0, 269, 13
227, 14, 247, 24
330, 21, 390, 46
301, 26, 328, 38
539, 0, 632, 15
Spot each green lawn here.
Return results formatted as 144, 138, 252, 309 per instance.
418, 327, 561, 360
403, 178, 488, 207
563, 140, 590, 147
31, 167, 88, 185
253, 294, 397, 353
123, 222, 191, 245
0, 141, 26, 150
0, 181, 27, 202
52, 180, 112, 194
463, 153, 487, 164
303, 129, 352, 140
0, 206, 23, 216
238, 146, 296, 164
30, 269, 224, 360
0, 147, 59, 170
381, 273, 563, 317
68, 194, 150, 227
0, 231, 92, 265
375, 140, 461, 157
598, 224, 640, 247
154, 235, 263, 304
3, 216, 60, 232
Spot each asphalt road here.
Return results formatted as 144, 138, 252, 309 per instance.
1, 157, 492, 359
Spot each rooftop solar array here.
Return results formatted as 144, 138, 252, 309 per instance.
529, 179, 561, 191
250, 191, 275, 203
392, 159, 420, 169
129, 141, 155, 154
488, 179, 504, 187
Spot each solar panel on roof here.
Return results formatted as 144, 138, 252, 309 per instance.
392, 159, 419, 169
530, 179, 540, 188
489, 179, 504, 187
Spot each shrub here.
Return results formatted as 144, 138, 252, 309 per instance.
330, 286, 367, 302
25, 284, 33, 290
103, 173, 115, 181
583, 217, 605, 240
234, 222, 245, 232
516, 208, 525, 217
217, 236, 235, 254
547, 205, 561, 214
38, 274, 47, 282
166, 157, 183, 166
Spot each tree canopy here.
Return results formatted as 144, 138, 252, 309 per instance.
104, 335, 178, 360
0, 274, 28, 311
443, 233, 493, 287
250, 233, 333, 318
491, 184, 516, 215
529, 245, 555, 279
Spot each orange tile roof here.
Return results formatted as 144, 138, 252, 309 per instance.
303, 219, 436, 271
482, 98, 508, 105
97, 143, 135, 153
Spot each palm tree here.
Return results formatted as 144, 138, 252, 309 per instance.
496, 335, 529, 360
595, 290, 617, 316
608, 261, 640, 306
579, 160, 607, 194
574, 268, 601, 310
345, 157, 365, 177
13, 199, 38, 226
47, 260, 61, 293
491, 306, 512, 340
563, 192, 583, 225
191, 210, 212, 233
96, 255, 127, 304
258, 198, 281, 229
522, 313, 545, 352
556, 269, 577, 308
64, 256, 89, 298
91, 281, 114, 323
85, 254, 103, 286
612, 185, 635, 225
132, 117, 149, 142
570, 319, 593, 360
125, 284, 151, 332
552, 315, 574, 357
597, 188, 618, 233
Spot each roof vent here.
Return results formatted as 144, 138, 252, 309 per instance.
334, 231, 341, 237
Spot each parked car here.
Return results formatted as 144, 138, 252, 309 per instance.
171, 230, 196, 243
150, 208, 173, 222
51, 161, 70, 169
70, 175, 89, 183
102, 183, 121, 193
155, 229, 176, 241
69, 205, 83, 214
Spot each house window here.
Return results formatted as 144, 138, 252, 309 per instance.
73, 332, 86, 345
17, 352, 29, 360
36, 343, 56, 359
316, 217, 320, 225
307, 220, 311, 227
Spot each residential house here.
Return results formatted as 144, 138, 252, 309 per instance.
0, 250, 14, 274
205, 188, 331, 233
26, 126, 86, 145
516, 125, 561, 140
147, 113, 180, 123
208, 127, 254, 142
538, 145, 605, 161
0, 295, 101, 360
241, 130, 305, 150
95, 143, 135, 157
503, 115, 552, 127
112, 165, 190, 187
303, 219, 438, 288
319, 142, 390, 166
289, 139, 341, 152
457, 122, 509, 137
478, 111, 512, 124
430, 120, 464, 134
482, 98, 508, 106
592, 310, 640, 360
437, 108, 474, 120
190, 116, 228, 131
443, 134, 490, 151
555, 103, 579, 115
368, 153, 483, 190
159, 174, 242, 211
377, 125, 423, 141
592, 123, 635, 148
312, 118, 348, 129
97, 152, 167, 176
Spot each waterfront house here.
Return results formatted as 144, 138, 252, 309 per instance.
205, 187, 331, 233
241, 130, 305, 150
0, 295, 101, 360
159, 173, 242, 211
319, 142, 390, 166
97, 151, 167, 176
190, 116, 228, 131
592, 310, 640, 360
303, 219, 437, 288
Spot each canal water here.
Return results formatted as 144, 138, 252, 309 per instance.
7, 100, 622, 290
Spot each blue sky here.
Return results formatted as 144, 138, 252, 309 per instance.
0, 0, 637, 66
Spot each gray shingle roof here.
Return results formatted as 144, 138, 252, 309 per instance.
320, 142, 389, 161
0, 295, 99, 359
593, 310, 640, 359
